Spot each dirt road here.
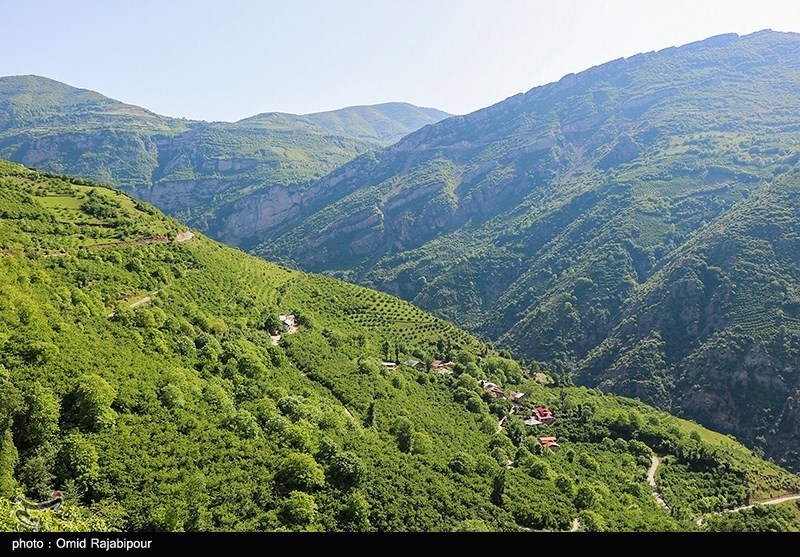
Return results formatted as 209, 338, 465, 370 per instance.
647, 456, 670, 511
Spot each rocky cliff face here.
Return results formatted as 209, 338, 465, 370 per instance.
0, 77, 451, 243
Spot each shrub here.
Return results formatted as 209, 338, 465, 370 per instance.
274, 453, 325, 492
575, 486, 597, 510
280, 491, 317, 526
64, 374, 117, 432
449, 452, 475, 475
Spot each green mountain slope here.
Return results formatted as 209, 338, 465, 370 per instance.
243, 103, 451, 144
1, 160, 797, 532
253, 30, 800, 466
577, 169, 800, 467
0, 76, 450, 245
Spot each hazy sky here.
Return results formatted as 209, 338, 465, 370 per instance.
2, 1, 799, 121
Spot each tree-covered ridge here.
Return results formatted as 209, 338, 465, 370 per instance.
577, 169, 800, 468
0, 160, 799, 532
252, 30, 800, 465
0, 76, 450, 241
240, 103, 451, 144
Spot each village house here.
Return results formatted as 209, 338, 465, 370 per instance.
431, 360, 455, 370
524, 416, 543, 426
279, 314, 296, 332
403, 359, 424, 371
431, 359, 455, 375
509, 391, 526, 404
382, 362, 398, 372
538, 436, 560, 452
532, 406, 555, 425
480, 380, 506, 399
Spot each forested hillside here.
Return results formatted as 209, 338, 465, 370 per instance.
1, 160, 798, 531
0, 75, 449, 245
252, 30, 800, 466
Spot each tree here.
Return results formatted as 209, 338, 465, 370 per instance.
527, 457, 552, 480
280, 491, 317, 526
575, 485, 597, 510
229, 410, 260, 439
555, 474, 575, 497
411, 431, 433, 455
327, 451, 365, 489
17, 445, 55, 499
341, 491, 370, 528
491, 447, 507, 467
465, 394, 487, 414
274, 453, 325, 492
390, 417, 413, 453
491, 470, 506, 506
365, 401, 376, 428
456, 374, 479, 391
184, 474, 212, 532
64, 374, 116, 432
55, 433, 99, 500
14, 383, 60, 455
578, 509, 606, 532
504, 418, 525, 447
0, 429, 18, 497
449, 452, 475, 475
578, 452, 599, 471
456, 519, 493, 532
263, 313, 283, 335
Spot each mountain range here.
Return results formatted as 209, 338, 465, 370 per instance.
1, 29, 800, 488
0, 74, 449, 245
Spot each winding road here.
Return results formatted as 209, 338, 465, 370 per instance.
697, 492, 800, 525
647, 454, 800, 526
647, 456, 671, 511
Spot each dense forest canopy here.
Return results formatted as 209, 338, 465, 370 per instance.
0, 160, 799, 532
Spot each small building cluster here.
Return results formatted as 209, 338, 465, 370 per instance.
390, 356, 563, 453
476, 379, 561, 451
271, 314, 300, 345
509, 391, 526, 403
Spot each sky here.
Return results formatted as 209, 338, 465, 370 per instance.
2, 0, 800, 121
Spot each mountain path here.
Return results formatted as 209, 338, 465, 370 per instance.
107, 290, 160, 317
647, 456, 670, 511
696, 493, 800, 525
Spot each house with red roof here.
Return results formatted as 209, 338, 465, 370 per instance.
532, 406, 555, 425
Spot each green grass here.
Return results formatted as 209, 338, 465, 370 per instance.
674, 418, 743, 449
